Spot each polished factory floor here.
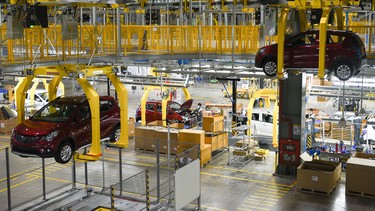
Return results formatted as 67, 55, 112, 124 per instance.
1, 80, 375, 211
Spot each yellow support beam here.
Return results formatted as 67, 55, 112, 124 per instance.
162, 99, 168, 127
106, 72, 129, 148
318, 7, 330, 80
75, 78, 101, 162
48, 76, 63, 102
15, 76, 34, 123
277, 8, 289, 80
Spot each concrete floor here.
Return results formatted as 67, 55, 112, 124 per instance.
1, 79, 375, 210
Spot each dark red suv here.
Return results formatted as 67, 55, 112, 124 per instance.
11, 95, 121, 164
135, 99, 197, 127
255, 29, 367, 81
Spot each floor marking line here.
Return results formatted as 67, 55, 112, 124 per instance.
206, 165, 273, 177
253, 196, 279, 201
0, 176, 39, 193
254, 193, 282, 198
257, 190, 286, 196
201, 172, 292, 188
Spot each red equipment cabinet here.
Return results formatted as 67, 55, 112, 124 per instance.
279, 139, 301, 166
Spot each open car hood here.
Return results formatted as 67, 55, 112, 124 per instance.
178, 99, 193, 111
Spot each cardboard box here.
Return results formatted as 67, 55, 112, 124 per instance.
147, 120, 164, 126
156, 129, 179, 154
219, 132, 228, 148
170, 123, 185, 129
135, 126, 157, 151
297, 160, 341, 193
354, 152, 375, 160
128, 117, 135, 137
200, 144, 212, 166
202, 116, 224, 132
0, 118, 18, 134
205, 135, 218, 151
178, 129, 205, 148
346, 157, 375, 195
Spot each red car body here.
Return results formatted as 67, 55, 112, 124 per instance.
135, 99, 197, 127
11, 95, 121, 164
255, 29, 367, 81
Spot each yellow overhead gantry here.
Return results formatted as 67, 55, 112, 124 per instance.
140, 86, 190, 127
246, 89, 278, 147
276, 0, 354, 80
15, 64, 128, 162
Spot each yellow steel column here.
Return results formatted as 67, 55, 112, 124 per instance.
272, 104, 279, 147
318, 8, 330, 80
15, 76, 34, 123
107, 72, 129, 148
298, 9, 307, 32
182, 87, 191, 100
246, 98, 256, 126
7, 39, 13, 62
335, 7, 344, 30
48, 76, 63, 101
75, 78, 101, 161
162, 98, 168, 127
141, 88, 150, 126
277, 8, 289, 79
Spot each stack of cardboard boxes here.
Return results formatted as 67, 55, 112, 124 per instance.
202, 116, 228, 152
346, 152, 375, 196
134, 117, 229, 167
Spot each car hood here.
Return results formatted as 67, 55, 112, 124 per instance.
178, 99, 193, 111
15, 119, 60, 136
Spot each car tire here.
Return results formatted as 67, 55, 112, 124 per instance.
111, 125, 121, 143
333, 62, 354, 81
263, 57, 277, 77
55, 141, 73, 164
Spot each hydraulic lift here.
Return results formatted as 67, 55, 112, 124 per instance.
271, 0, 358, 175
14, 64, 129, 162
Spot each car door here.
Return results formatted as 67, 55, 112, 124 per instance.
71, 104, 92, 148
285, 32, 316, 68
99, 100, 115, 138
145, 102, 156, 123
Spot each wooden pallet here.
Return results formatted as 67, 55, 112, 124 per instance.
346, 191, 375, 198
298, 187, 333, 195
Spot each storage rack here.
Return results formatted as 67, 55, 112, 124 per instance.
227, 124, 258, 166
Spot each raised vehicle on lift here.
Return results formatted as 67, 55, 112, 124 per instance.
255, 29, 367, 81
11, 95, 121, 164
135, 99, 197, 128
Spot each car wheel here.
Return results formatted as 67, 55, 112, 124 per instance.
263, 57, 277, 77
111, 125, 121, 143
333, 62, 353, 81
55, 141, 73, 164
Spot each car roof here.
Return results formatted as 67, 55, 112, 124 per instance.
305, 29, 356, 36
53, 95, 114, 104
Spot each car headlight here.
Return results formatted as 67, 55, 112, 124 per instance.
44, 131, 59, 142
10, 128, 15, 139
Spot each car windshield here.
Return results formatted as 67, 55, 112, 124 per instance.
32, 102, 78, 122
168, 101, 181, 111
39, 92, 49, 102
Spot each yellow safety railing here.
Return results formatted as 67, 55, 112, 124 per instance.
2, 24, 375, 64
